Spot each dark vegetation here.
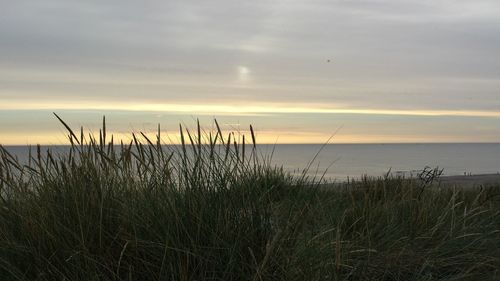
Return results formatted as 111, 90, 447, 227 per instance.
1, 116, 499, 280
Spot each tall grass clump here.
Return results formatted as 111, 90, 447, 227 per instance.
288, 176, 500, 280
0, 116, 308, 281
1, 115, 500, 281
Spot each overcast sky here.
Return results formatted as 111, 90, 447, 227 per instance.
1, 0, 500, 144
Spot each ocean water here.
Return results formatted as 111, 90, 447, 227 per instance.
3, 144, 500, 181
262, 143, 500, 180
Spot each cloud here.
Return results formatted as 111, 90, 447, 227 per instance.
1, 0, 500, 143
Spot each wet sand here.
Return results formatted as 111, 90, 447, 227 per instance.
327, 173, 500, 188
440, 173, 500, 187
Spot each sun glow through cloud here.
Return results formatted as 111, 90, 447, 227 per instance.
237, 66, 251, 82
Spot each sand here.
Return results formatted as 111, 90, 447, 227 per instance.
440, 173, 500, 188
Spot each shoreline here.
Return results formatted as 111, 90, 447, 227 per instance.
327, 173, 500, 187
439, 173, 500, 187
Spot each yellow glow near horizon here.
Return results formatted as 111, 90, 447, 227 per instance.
2, 100, 500, 118
1, 130, 487, 146
2, 100, 500, 145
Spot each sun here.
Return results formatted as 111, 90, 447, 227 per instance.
238, 66, 250, 75
237, 66, 251, 82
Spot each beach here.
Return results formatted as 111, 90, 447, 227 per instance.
440, 173, 500, 187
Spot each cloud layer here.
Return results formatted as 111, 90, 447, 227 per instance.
1, 0, 500, 143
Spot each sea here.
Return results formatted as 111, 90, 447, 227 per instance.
3, 143, 500, 181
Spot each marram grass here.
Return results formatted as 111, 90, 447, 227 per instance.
0, 116, 499, 281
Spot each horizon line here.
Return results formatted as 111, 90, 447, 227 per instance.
3, 142, 500, 147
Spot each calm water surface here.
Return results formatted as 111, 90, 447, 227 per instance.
263, 143, 500, 180
4, 144, 500, 181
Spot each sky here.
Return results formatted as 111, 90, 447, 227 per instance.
1, 0, 500, 144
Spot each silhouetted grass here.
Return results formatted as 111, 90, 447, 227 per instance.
0, 116, 499, 280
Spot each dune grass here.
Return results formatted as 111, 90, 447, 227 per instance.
0, 117, 499, 280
